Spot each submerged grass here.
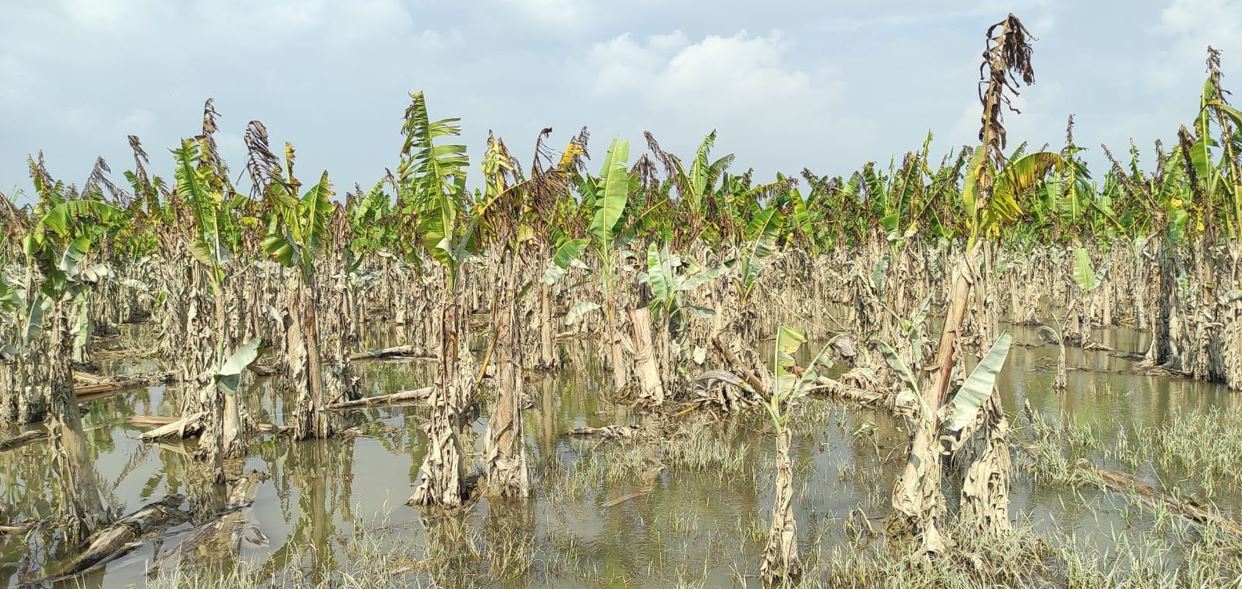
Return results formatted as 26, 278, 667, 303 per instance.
1123, 406, 1242, 500
1021, 402, 1242, 502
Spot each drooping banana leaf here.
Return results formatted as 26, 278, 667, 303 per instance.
943, 331, 1013, 432
1071, 247, 1101, 292
300, 172, 333, 255
542, 238, 589, 285
735, 208, 782, 301
0, 275, 19, 312
644, 242, 674, 305
961, 146, 986, 224
216, 337, 264, 396
990, 152, 1062, 226
774, 325, 806, 370
565, 301, 601, 326
678, 263, 723, 293
874, 340, 920, 397
20, 297, 46, 348
36, 200, 124, 240
71, 293, 91, 363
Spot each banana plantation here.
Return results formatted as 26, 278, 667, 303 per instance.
3, 14, 1242, 588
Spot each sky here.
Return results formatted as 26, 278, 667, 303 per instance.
1, 0, 1239, 203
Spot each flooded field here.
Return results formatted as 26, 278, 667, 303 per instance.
3, 323, 1238, 588
3, 12, 1242, 587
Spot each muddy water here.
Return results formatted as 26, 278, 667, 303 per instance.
0, 324, 1236, 587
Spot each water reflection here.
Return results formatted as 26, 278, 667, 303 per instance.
0, 323, 1236, 587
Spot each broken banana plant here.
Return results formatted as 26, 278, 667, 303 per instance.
884, 332, 1014, 551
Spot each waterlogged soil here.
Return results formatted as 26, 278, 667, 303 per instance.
0, 325, 1238, 587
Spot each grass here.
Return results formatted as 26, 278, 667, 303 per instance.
1020, 402, 1242, 502
1121, 406, 1242, 500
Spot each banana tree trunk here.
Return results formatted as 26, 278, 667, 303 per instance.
539, 281, 556, 369
485, 246, 529, 498
48, 302, 109, 543
608, 293, 629, 392
411, 287, 467, 508
484, 256, 529, 497
760, 428, 800, 586
289, 280, 331, 440
958, 395, 1012, 533
892, 250, 974, 554
629, 307, 664, 408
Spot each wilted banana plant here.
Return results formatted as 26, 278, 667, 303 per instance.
695, 325, 829, 585
475, 131, 577, 498
892, 13, 1059, 554
634, 241, 722, 405
757, 326, 831, 587
16, 198, 123, 540
883, 331, 1014, 543
1069, 247, 1107, 342
401, 91, 477, 509
261, 157, 340, 440
168, 137, 257, 479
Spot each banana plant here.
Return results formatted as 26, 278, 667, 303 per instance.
730, 208, 783, 305
639, 241, 722, 340
346, 178, 397, 268
12, 197, 123, 538
18, 200, 124, 370
397, 91, 474, 287
970, 148, 1064, 247
878, 331, 1013, 439
667, 132, 733, 240
262, 170, 333, 281
261, 165, 337, 440
587, 138, 632, 299
541, 237, 589, 286
1189, 57, 1242, 240
758, 325, 831, 586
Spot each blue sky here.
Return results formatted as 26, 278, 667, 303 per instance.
1, 0, 1238, 202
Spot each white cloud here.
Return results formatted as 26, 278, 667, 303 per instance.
115, 108, 157, 138
508, 0, 588, 28
1161, 0, 1242, 47
1153, 0, 1242, 85
583, 29, 857, 175
413, 29, 465, 52
589, 30, 836, 123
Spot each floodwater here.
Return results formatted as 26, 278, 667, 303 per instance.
0, 324, 1237, 587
